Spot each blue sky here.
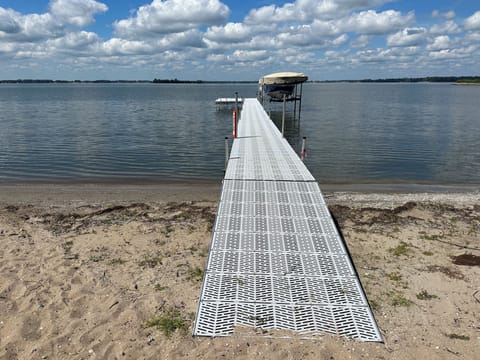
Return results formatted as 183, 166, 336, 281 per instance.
0, 0, 479, 80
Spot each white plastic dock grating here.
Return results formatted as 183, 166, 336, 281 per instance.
225, 99, 314, 182
193, 99, 381, 341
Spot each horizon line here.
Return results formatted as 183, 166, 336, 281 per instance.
1, 76, 479, 84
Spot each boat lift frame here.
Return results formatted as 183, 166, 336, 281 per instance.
258, 82, 305, 123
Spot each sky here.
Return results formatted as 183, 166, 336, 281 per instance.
0, 0, 479, 80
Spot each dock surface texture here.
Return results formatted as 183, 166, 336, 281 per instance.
193, 99, 381, 341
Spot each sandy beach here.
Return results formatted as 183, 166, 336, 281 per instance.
0, 183, 479, 359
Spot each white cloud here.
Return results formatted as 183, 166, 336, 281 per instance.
310, 20, 342, 37
429, 45, 477, 60
354, 48, 391, 63
350, 34, 370, 48
206, 49, 271, 68
102, 38, 155, 56
340, 10, 414, 35
464, 11, 480, 31
279, 31, 348, 49
427, 35, 451, 51
245, 0, 393, 24
204, 8, 411, 56
12, 13, 62, 42
432, 10, 455, 20
114, 0, 230, 38
47, 31, 100, 51
49, 0, 108, 27
430, 20, 460, 35
0, 0, 107, 42
100, 29, 205, 56
387, 27, 427, 47
231, 49, 269, 62
332, 34, 349, 46
243, 35, 279, 51
15, 49, 49, 59
158, 30, 205, 49
464, 31, 480, 43
0, 8, 21, 34
0, 41, 15, 53
205, 22, 252, 43
354, 46, 422, 65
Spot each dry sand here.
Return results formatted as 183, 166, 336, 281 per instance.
0, 184, 479, 359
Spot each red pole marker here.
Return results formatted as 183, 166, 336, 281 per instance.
232, 109, 237, 138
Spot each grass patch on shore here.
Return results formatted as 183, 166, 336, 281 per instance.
89, 255, 105, 262
388, 242, 411, 257
419, 231, 441, 241
176, 263, 205, 282
109, 258, 127, 265
445, 333, 470, 341
386, 272, 402, 281
138, 253, 163, 268
369, 299, 381, 311
146, 308, 189, 337
154, 284, 168, 291
187, 266, 204, 282
416, 290, 438, 300
387, 291, 413, 307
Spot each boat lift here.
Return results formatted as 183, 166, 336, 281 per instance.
258, 72, 308, 122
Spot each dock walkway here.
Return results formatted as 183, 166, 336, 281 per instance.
193, 99, 381, 341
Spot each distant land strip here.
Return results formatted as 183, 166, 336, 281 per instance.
0, 79, 256, 84
1, 76, 479, 84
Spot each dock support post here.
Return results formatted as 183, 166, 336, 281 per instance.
232, 92, 239, 139
232, 110, 237, 139
300, 136, 307, 161
234, 92, 239, 114
224, 137, 229, 172
298, 83, 303, 127
282, 93, 286, 137
293, 84, 298, 121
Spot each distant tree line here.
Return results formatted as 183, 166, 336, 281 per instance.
152, 78, 255, 84
153, 78, 202, 83
0, 78, 256, 84
1, 76, 479, 84
315, 76, 480, 83
0, 79, 152, 84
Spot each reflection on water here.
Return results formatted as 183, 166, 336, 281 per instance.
0, 82, 479, 185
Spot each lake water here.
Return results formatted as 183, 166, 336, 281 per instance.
0, 82, 479, 186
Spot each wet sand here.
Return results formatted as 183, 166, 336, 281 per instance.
0, 184, 479, 359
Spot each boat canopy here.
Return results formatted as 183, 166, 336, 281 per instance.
259, 72, 308, 85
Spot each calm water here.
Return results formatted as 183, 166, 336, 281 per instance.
0, 82, 479, 185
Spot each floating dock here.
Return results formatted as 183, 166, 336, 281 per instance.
193, 99, 381, 341
215, 98, 244, 109
215, 98, 244, 105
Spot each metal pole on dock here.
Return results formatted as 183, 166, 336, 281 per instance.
233, 92, 239, 139
282, 93, 286, 137
298, 83, 303, 127
293, 84, 298, 121
224, 137, 229, 172
234, 92, 238, 115
300, 136, 307, 161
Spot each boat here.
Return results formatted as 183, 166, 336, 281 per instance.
258, 72, 308, 101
